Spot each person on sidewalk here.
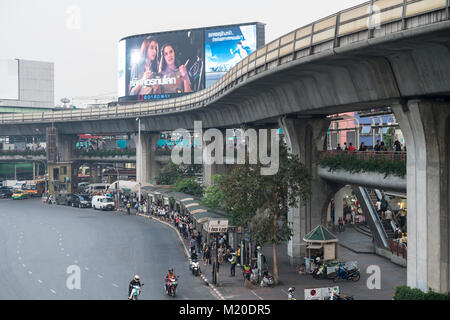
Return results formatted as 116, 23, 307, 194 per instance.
126, 201, 131, 215
228, 252, 237, 276
338, 217, 344, 232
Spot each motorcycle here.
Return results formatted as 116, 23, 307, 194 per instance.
288, 287, 296, 300
129, 284, 143, 300
260, 271, 274, 287
312, 263, 331, 279
165, 276, 179, 297
190, 259, 200, 276
333, 265, 360, 282
325, 292, 354, 300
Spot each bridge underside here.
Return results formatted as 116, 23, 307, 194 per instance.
1, 20, 450, 136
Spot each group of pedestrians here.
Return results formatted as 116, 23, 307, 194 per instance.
335, 139, 405, 152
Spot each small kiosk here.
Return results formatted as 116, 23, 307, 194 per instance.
303, 225, 339, 273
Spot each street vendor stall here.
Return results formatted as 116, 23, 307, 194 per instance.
303, 225, 339, 273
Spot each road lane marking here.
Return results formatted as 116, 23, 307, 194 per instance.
97, 274, 103, 278
112, 283, 119, 288
251, 290, 263, 300
28, 271, 32, 275
22, 264, 26, 268
50, 289, 56, 294
37, 280, 43, 284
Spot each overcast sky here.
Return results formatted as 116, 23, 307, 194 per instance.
0, 0, 364, 106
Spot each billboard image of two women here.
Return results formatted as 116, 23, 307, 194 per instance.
125, 30, 204, 101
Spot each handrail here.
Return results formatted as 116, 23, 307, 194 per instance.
1, 0, 448, 125
360, 187, 390, 248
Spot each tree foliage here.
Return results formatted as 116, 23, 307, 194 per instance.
173, 177, 204, 197
218, 144, 311, 284
200, 174, 226, 209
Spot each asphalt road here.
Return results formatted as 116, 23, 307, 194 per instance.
0, 198, 216, 300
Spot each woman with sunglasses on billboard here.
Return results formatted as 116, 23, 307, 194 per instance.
129, 36, 161, 96
158, 43, 192, 94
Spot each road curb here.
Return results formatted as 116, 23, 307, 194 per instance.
136, 213, 226, 300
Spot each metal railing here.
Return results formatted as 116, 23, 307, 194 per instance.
320, 150, 407, 162
1, 0, 448, 125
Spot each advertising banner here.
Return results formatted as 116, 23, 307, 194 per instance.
205, 24, 257, 87
119, 23, 261, 102
124, 29, 204, 102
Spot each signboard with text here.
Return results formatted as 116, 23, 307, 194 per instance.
206, 218, 228, 233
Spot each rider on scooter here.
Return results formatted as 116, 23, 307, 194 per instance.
165, 268, 176, 294
128, 275, 141, 299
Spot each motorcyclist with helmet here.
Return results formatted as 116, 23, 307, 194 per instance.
165, 268, 176, 294
128, 275, 142, 299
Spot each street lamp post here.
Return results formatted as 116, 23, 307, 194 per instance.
136, 117, 141, 203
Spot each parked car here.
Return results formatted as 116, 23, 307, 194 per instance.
92, 195, 115, 211
12, 190, 28, 200
71, 194, 91, 208
0, 186, 14, 198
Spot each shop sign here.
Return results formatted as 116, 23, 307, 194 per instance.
207, 218, 228, 233
304, 286, 339, 300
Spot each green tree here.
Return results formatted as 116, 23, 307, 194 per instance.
200, 174, 225, 209
173, 177, 204, 197
220, 145, 311, 284
154, 161, 181, 185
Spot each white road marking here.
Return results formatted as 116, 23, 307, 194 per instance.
251, 290, 264, 300
28, 271, 32, 275
66, 254, 70, 257
85, 267, 89, 271
97, 274, 103, 278
50, 289, 56, 294
112, 283, 119, 288
22, 264, 26, 268
37, 280, 43, 284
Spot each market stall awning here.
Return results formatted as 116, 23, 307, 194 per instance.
303, 225, 338, 243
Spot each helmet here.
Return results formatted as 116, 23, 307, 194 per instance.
288, 287, 295, 293
315, 257, 320, 263
134, 275, 140, 281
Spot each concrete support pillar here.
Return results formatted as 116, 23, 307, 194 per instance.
392, 99, 450, 293
334, 188, 345, 225
279, 116, 339, 264
203, 163, 231, 187
133, 133, 160, 184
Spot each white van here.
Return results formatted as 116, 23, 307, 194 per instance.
92, 195, 115, 211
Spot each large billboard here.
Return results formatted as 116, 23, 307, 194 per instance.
119, 23, 263, 102
205, 24, 257, 87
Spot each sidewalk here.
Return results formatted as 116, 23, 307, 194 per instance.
138, 212, 406, 300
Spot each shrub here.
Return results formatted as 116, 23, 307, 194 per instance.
393, 286, 450, 300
